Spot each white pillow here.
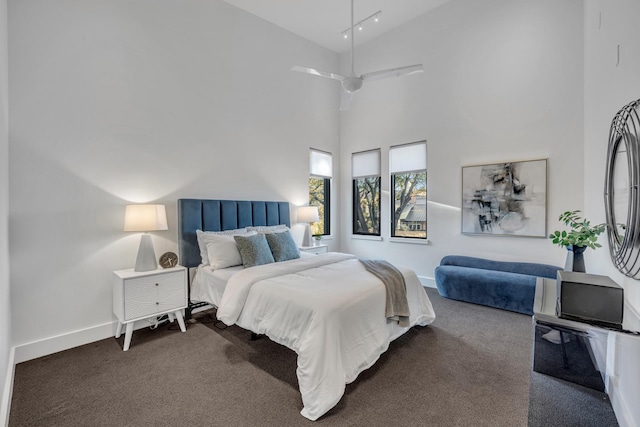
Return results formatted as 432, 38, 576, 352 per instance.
246, 224, 289, 234
196, 228, 249, 265
205, 232, 257, 269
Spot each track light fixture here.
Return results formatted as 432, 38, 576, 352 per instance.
341, 9, 381, 39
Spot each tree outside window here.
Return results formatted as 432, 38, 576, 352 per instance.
309, 177, 330, 235
390, 141, 427, 239
392, 172, 427, 238
352, 149, 381, 236
309, 149, 332, 236
353, 176, 381, 235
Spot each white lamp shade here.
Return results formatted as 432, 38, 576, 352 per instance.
124, 204, 168, 232
298, 206, 319, 223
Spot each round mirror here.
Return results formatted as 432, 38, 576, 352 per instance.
604, 99, 640, 277
611, 136, 629, 242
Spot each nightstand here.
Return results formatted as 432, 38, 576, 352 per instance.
113, 266, 187, 351
299, 244, 328, 255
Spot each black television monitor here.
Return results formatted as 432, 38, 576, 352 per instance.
556, 271, 623, 329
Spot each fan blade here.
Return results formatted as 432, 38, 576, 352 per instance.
291, 66, 346, 81
340, 90, 353, 111
361, 64, 424, 82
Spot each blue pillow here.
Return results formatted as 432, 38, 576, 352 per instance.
234, 234, 275, 268
265, 231, 300, 262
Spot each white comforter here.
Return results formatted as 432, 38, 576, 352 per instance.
216, 252, 436, 420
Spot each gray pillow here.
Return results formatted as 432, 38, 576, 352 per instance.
265, 231, 300, 262
234, 234, 275, 268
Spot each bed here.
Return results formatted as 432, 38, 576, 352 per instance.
178, 198, 436, 420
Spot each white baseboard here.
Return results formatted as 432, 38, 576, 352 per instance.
1, 347, 15, 427
418, 275, 436, 288
608, 376, 636, 427
13, 319, 160, 364
14, 322, 115, 364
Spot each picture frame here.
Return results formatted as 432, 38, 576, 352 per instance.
461, 159, 547, 237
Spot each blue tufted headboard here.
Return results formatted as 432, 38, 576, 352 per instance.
177, 199, 291, 269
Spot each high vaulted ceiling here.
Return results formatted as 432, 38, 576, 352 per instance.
221, 0, 450, 53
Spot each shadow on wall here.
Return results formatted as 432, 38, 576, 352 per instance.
9, 138, 179, 344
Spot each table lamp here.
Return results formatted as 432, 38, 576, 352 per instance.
298, 206, 319, 247
124, 204, 168, 272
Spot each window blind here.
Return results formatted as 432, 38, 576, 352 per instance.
389, 141, 427, 174
352, 149, 381, 178
309, 149, 333, 178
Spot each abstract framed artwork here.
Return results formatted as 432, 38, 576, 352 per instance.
461, 159, 547, 237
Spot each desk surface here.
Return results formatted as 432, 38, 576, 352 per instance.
534, 277, 640, 335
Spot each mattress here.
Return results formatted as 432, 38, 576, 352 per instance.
190, 264, 243, 308
190, 252, 317, 307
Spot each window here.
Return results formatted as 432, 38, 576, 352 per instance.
390, 141, 427, 239
352, 149, 381, 236
309, 149, 331, 236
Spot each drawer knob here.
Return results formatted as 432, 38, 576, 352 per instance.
155, 283, 159, 286
156, 302, 159, 305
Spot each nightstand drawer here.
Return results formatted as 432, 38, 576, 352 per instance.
123, 271, 186, 320
113, 266, 188, 351
299, 244, 328, 255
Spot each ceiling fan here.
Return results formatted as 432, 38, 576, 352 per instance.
291, 0, 424, 110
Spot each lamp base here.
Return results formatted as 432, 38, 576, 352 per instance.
302, 223, 313, 247
134, 234, 158, 272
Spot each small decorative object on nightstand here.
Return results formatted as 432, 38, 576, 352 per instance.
113, 265, 187, 351
159, 252, 178, 268
299, 244, 328, 255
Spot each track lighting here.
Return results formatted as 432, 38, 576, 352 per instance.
341, 10, 382, 39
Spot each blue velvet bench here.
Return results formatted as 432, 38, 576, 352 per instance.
434, 255, 562, 315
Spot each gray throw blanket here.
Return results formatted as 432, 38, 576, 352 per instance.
359, 259, 410, 327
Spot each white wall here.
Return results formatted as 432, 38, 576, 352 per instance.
6, 0, 639, 424
339, 0, 584, 282
0, 0, 11, 422
8, 0, 340, 360
584, 1, 640, 426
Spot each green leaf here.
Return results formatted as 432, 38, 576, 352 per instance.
550, 210, 604, 252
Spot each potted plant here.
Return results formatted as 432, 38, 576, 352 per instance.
313, 235, 322, 246
549, 210, 606, 272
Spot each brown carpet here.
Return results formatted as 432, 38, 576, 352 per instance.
9, 288, 533, 426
